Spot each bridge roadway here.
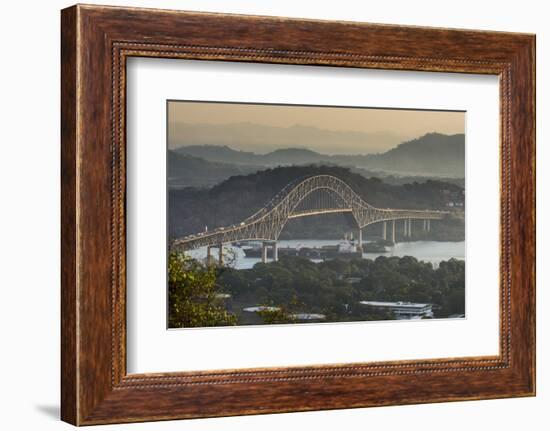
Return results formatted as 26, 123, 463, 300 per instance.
172, 175, 452, 262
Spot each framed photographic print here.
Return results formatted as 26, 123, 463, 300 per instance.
61, 4, 535, 425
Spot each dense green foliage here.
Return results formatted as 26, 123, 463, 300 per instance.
168, 252, 465, 327
169, 164, 464, 240
218, 255, 465, 324
168, 252, 236, 328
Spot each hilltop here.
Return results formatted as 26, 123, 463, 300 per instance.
365, 133, 465, 177
168, 151, 261, 188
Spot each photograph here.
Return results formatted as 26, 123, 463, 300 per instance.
167, 101, 466, 328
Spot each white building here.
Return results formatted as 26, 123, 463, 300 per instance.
289, 313, 326, 322
359, 301, 433, 319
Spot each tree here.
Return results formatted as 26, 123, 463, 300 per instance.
168, 251, 237, 328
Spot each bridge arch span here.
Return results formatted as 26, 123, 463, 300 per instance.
172, 175, 450, 251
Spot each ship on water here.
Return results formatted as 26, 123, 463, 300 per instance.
242, 235, 363, 260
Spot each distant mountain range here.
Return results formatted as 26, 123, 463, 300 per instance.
168, 122, 406, 155
172, 132, 465, 179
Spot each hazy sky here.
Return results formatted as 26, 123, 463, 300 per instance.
168, 101, 465, 154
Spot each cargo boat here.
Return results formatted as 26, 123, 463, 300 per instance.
242, 240, 363, 260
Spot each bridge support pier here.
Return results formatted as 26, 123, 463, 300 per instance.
259, 241, 278, 263
261, 242, 268, 263
358, 228, 363, 252
403, 219, 408, 237
382, 221, 387, 241
408, 218, 412, 237
273, 242, 278, 262
392, 220, 396, 243
206, 246, 212, 262
423, 219, 427, 231
427, 219, 431, 232
218, 244, 223, 265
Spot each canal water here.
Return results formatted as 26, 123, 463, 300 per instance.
186, 240, 465, 270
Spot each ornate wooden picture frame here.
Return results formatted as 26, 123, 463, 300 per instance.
61, 4, 535, 425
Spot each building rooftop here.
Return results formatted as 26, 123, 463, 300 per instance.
289, 313, 326, 321
359, 301, 431, 309
242, 306, 281, 313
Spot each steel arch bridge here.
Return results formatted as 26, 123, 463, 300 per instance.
172, 175, 450, 252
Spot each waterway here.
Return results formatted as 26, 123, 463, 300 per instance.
186, 240, 465, 270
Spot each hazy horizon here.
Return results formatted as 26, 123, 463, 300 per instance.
168, 101, 465, 155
